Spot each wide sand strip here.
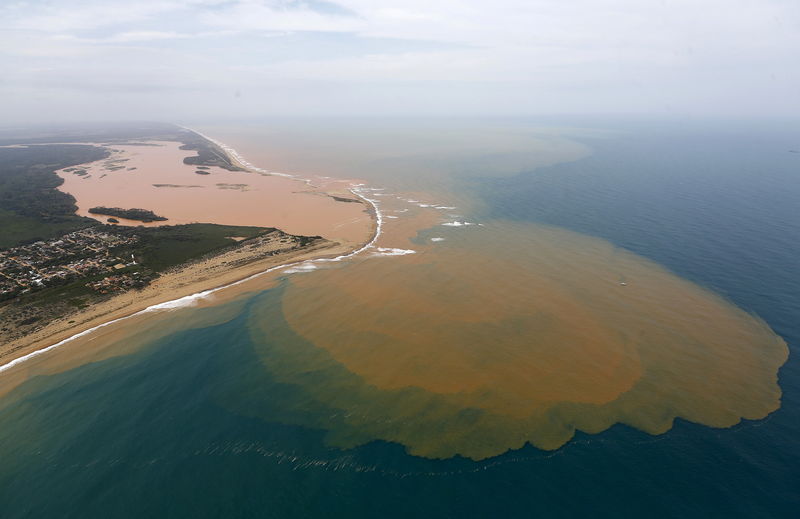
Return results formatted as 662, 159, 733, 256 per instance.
0, 237, 355, 369
0, 133, 377, 376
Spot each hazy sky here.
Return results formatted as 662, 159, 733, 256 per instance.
1, 0, 798, 123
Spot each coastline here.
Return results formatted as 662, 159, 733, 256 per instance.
53, 137, 372, 243
0, 131, 382, 375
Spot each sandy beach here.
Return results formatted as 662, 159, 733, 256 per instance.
0, 235, 350, 363
0, 132, 378, 387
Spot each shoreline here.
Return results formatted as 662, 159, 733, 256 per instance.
0, 130, 383, 374
53, 137, 372, 242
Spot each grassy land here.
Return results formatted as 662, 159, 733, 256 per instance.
15, 269, 118, 310
0, 209, 91, 250
180, 136, 244, 171
9, 223, 275, 312
0, 121, 242, 171
0, 124, 255, 249
110, 223, 274, 272
0, 144, 108, 248
0, 124, 322, 343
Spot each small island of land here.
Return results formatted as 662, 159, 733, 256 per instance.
88, 206, 167, 223
331, 195, 361, 203
0, 122, 376, 369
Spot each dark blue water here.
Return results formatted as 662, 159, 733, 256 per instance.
479, 122, 800, 415
0, 120, 798, 517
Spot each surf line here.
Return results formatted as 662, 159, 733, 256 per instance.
0, 135, 387, 374
180, 126, 387, 259
182, 126, 295, 179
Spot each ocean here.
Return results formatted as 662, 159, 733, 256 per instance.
0, 118, 797, 517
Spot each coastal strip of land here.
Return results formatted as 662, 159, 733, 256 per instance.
0, 235, 355, 371
0, 124, 379, 374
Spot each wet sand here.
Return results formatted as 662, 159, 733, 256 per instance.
0, 236, 355, 397
1, 125, 789, 462
0, 134, 378, 388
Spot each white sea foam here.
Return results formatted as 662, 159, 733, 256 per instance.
430, 237, 445, 242
183, 127, 296, 179
385, 215, 399, 219
283, 262, 319, 274
435, 206, 456, 210
0, 131, 391, 375
442, 221, 476, 227
372, 247, 416, 257
144, 289, 217, 311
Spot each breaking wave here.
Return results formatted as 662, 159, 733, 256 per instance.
0, 132, 391, 374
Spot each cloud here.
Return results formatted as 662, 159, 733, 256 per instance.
3, 1, 190, 32
0, 0, 798, 121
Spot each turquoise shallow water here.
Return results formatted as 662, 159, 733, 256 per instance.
0, 119, 798, 517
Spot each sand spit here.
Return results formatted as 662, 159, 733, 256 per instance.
0, 131, 381, 380
0, 236, 353, 373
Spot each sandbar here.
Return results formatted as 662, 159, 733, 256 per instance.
0, 133, 377, 384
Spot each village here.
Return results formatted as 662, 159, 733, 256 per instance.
0, 227, 143, 299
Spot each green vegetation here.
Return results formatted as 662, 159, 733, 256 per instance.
111, 223, 274, 272
0, 208, 87, 250
0, 144, 109, 248
0, 223, 280, 342
179, 134, 243, 171
0, 125, 248, 248
14, 268, 127, 309
9, 224, 271, 306
88, 207, 167, 223
332, 195, 361, 203
0, 124, 323, 345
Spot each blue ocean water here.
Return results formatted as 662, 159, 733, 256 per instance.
0, 119, 797, 517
